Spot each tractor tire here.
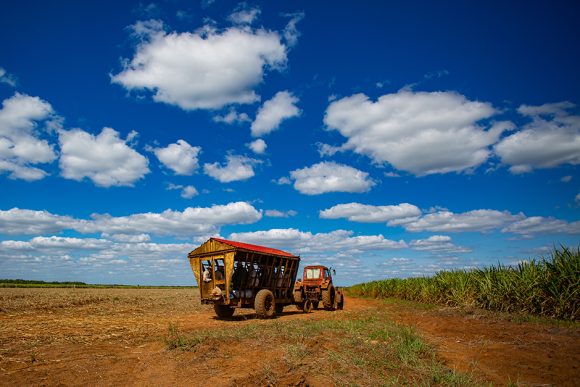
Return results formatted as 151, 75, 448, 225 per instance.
214, 304, 235, 318
337, 294, 344, 310
302, 299, 312, 313
275, 303, 284, 314
312, 301, 319, 310
255, 289, 276, 318
322, 285, 336, 310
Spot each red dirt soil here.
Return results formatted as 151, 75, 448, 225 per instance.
1, 288, 578, 386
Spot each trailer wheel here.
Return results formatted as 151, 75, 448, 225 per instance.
255, 289, 276, 318
312, 301, 319, 310
322, 285, 335, 310
303, 299, 312, 313
275, 303, 284, 314
214, 305, 235, 318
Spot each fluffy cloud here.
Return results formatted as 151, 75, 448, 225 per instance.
281, 12, 304, 47
59, 127, 150, 187
180, 185, 198, 199
0, 208, 77, 235
409, 235, 471, 254
247, 138, 267, 154
324, 90, 510, 175
251, 91, 300, 137
212, 108, 251, 124
265, 209, 297, 218
502, 216, 580, 237
0, 93, 57, 180
495, 102, 580, 173
0, 235, 194, 285
0, 202, 262, 237
400, 209, 521, 233
228, 4, 261, 25
151, 139, 200, 175
229, 228, 407, 255
112, 21, 287, 110
203, 154, 260, 182
320, 202, 421, 223
290, 161, 375, 195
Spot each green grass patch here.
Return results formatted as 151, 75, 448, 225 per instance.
165, 309, 480, 385
349, 246, 580, 321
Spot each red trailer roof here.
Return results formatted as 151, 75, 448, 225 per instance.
211, 237, 296, 257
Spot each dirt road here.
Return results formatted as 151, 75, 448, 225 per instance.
1, 288, 578, 386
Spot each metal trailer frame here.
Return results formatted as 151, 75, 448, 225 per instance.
188, 238, 301, 315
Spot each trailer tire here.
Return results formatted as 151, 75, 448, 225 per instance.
275, 303, 284, 314
255, 289, 276, 318
322, 285, 335, 310
312, 301, 319, 310
214, 305, 235, 318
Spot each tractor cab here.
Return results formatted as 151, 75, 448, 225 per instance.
302, 265, 335, 286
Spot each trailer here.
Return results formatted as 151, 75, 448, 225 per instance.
188, 238, 301, 318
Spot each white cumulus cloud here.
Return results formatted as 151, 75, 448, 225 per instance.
59, 127, 150, 187
265, 209, 297, 218
0, 202, 262, 237
112, 21, 287, 110
290, 161, 375, 195
320, 202, 421, 223
501, 216, 580, 237
324, 90, 510, 175
0, 93, 58, 181
495, 102, 580, 173
251, 91, 300, 137
400, 209, 521, 233
203, 154, 260, 183
409, 235, 471, 254
247, 138, 267, 154
229, 228, 407, 255
212, 108, 251, 124
151, 139, 201, 175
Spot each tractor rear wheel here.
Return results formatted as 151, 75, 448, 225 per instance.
255, 289, 276, 318
214, 304, 235, 318
322, 285, 335, 310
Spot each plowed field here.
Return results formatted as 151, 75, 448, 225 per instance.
1, 288, 578, 386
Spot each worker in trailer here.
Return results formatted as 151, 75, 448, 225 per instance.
215, 263, 225, 280
202, 262, 212, 282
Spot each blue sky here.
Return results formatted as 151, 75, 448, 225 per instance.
1, 0, 579, 286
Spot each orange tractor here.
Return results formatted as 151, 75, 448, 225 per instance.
293, 265, 344, 312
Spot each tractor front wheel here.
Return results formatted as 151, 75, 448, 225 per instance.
255, 289, 276, 318
312, 301, 319, 310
